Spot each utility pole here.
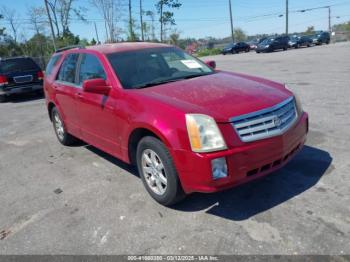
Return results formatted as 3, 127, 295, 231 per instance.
128, 0, 134, 41
94, 22, 100, 44
44, 0, 57, 51
286, 0, 289, 35
228, 0, 234, 43
140, 0, 144, 41
328, 6, 331, 32
160, 2, 163, 42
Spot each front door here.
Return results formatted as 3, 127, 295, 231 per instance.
75, 53, 120, 156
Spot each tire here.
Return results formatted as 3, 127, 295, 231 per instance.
136, 136, 185, 206
283, 47, 287, 51
51, 107, 77, 146
295, 44, 300, 49
0, 95, 6, 103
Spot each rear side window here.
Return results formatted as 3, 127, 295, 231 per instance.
57, 53, 79, 84
0, 58, 40, 74
46, 54, 62, 76
78, 54, 106, 85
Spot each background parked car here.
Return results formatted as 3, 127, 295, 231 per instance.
247, 40, 258, 50
311, 31, 330, 45
288, 35, 313, 48
0, 56, 43, 102
256, 35, 290, 53
222, 42, 250, 55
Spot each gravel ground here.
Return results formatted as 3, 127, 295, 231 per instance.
0, 42, 349, 255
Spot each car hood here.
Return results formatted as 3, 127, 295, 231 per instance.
135, 71, 293, 122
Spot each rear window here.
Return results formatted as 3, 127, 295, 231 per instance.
0, 58, 40, 74
46, 54, 62, 76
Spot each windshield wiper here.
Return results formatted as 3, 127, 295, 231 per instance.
134, 73, 213, 89
135, 79, 181, 89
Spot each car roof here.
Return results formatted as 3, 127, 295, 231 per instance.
0, 56, 33, 61
85, 42, 173, 54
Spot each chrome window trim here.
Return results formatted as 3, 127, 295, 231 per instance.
230, 96, 298, 143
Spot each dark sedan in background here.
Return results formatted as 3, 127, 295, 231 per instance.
288, 35, 313, 48
311, 31, 330, 45
256, 35, 290, 53
0, 56, 43, 102
222, 42, 250, 55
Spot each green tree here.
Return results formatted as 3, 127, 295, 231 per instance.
305, 26, 315, 35
155, 0, 181, 42
233, 28, 246, 42
90, 38, 97, 45
169, 31, 180, 46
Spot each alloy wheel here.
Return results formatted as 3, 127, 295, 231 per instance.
141, 149, 167, 195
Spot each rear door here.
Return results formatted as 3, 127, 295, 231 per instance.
0, 58, 42, 90
54, 53, 81, 136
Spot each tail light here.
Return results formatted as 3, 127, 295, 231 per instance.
0, 75, 8, 86
37, 71, 44, 80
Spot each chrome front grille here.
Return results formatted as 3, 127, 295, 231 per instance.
231, 97, 297, 142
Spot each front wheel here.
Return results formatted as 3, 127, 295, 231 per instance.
51, 107, 77, 146
136, 136, 185, 206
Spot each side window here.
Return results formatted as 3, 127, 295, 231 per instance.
57, 53, 79, 84
78, 54, 106, 85
46, 54, 62, 76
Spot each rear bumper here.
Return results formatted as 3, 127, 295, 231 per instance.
0, 84, 43, 95
174, 112, 309, 194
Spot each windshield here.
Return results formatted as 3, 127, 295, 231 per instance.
261, 38, 274, 45
107, 47, 214, 89
290, 36, 300, 41
224, 43, 235, 48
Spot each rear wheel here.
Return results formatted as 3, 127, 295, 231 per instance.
136, 136, 185, 206
51, 107, 77, 146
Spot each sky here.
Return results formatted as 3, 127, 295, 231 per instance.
1, 0, 350, 42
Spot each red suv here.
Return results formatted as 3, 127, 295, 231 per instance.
44, 43, 308, 205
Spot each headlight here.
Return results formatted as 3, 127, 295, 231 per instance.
186, 114, 227, 153
285, 85, 303, 116
294, 93, 303, 116
265, 45, 270, 48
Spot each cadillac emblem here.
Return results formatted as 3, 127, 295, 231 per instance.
273, 116, 282, 127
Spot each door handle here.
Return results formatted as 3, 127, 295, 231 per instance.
76, 92, 83, 99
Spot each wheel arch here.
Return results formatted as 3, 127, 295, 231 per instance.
127, 126, 173, 166
47, 101, 56, 121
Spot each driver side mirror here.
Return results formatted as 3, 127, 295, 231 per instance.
82, 78, 111, 95
205, 60, 216, 69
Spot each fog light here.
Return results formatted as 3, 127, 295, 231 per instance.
211, 157, 228, 180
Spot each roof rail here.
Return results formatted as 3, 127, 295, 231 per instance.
55, 45, 85, 53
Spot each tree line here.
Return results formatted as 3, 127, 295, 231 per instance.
0, 0, 182, 66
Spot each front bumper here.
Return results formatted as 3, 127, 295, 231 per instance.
0, 84, 43, 96
173, 112, 309, 194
